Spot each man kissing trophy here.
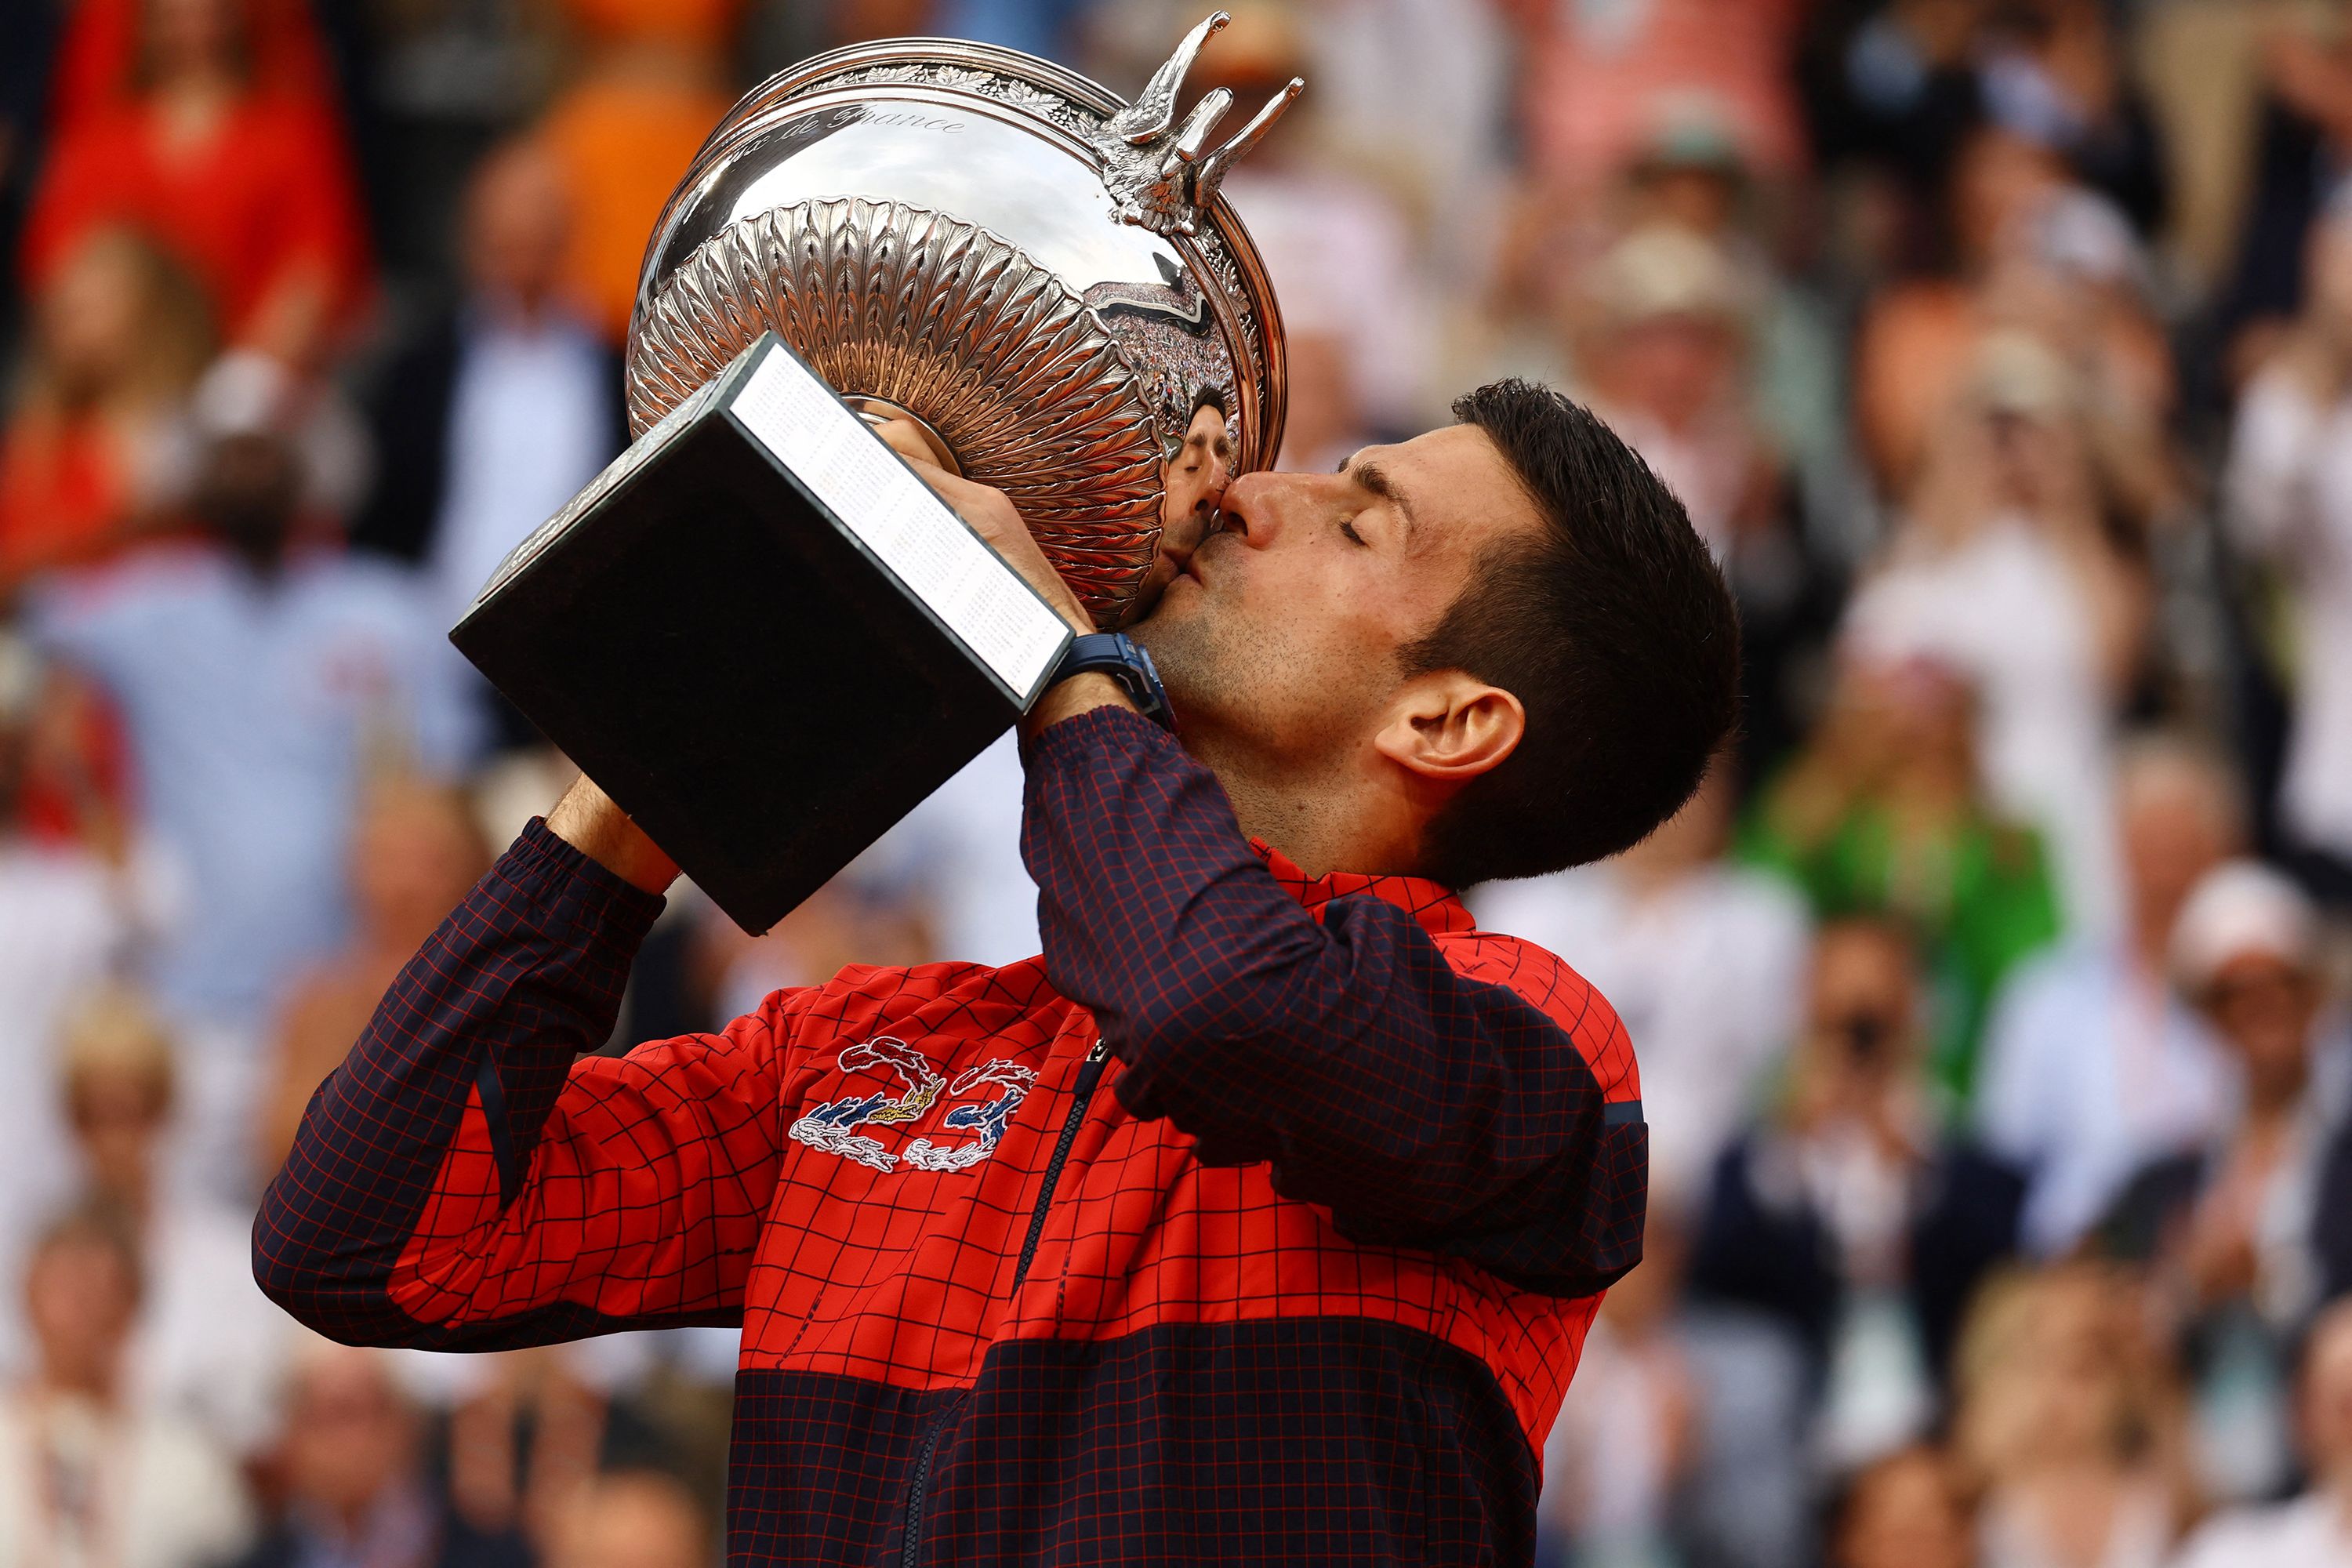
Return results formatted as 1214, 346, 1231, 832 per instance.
264, 12, 1737, 1565
453, 13, 1300, 929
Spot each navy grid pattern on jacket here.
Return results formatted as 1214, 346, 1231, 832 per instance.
257, 705, 1648, 1566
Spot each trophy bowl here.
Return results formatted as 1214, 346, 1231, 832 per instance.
624, 13, 1298, 628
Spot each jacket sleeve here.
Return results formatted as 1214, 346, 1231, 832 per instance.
255, 820, 792, 1349
1021, 706, 1646, 1298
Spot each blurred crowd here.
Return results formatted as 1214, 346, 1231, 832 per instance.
2, 0, 2352, 1565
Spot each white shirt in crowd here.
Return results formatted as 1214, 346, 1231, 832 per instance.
2223, 364, 2352, 863
0, 1392, 252, 1568
1975, 942, 2236, 1257
431, 307, 614, 627
2171, 1491, 2352, 1568
1475, 860, 1809, 1200
1842, 514, 2121, 936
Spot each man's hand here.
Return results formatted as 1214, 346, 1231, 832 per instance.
866, 417, 1094, 636
546, 774, 680, 893
866, 417, 1137, 737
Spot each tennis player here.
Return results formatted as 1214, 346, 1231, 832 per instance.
259, 379, 1737, 1566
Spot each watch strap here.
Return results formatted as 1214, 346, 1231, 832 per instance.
1049, 630, 1173, 728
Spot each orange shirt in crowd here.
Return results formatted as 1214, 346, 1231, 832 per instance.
22, 95, 371, 357
540, 70, 735, 342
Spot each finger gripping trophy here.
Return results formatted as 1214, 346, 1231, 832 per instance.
454, 16, 1298, 930
626, 12, 1298, 626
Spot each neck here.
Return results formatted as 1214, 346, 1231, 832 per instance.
1198, 739, 1415, 880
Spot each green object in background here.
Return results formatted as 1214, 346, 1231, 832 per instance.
1737, 795, 2063, 1105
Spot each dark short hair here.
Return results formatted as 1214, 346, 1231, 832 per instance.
1403, 380, 1738, 886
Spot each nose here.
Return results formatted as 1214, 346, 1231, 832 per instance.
1217, 470, 1284, 543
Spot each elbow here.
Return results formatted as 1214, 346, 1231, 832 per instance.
250, 1207, 336, 1334
251, 1195, 411, 1348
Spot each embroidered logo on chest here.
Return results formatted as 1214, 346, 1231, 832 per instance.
787, 1036, 1037, 1174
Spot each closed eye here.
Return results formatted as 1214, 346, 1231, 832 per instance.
1339, 518, 1367, 546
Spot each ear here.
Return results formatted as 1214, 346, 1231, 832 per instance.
1370, 670, 1524, 785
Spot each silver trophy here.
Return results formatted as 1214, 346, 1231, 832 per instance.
623, 12, 1299, 626
451, 17, 1304, 929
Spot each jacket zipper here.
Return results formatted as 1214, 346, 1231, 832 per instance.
899, 1037, 1112, 1567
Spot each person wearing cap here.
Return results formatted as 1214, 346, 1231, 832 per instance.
2099, 859, 2350, 1500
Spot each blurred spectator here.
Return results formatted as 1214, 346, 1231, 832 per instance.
1477, 766, 1809, 1200
2172, 1294, 2352, 1568
31, 380, 480, 1196
0, 1203, 253, 1568
0, 633, 136, 1309
1538, 1207, 1700, 1568
1740, 651, 2060, 1098
1805, 0, 2165, 230
2224, 199, 2352, 910
2212, 13, 2352, 355
351, 138, 626, 666
1826, 1444, 1980, 1568
1510, 0, 1808, 198
1543, 1195, 1815, 1568
1954, 1264, 2191, 1568
1574, 224, 1773, 557
537, 0, 741, 341
38, 987, 291, 1457
21, 0, 371, 368
1968, 0, 2165, 232
259, 779, 489, 1179
1852, 128, 2172, 512
2100, 862, 2349, 1503
542, 1468, 708, 1568
1690, 916, 2026, 1470
1568, 220, 1843, 775
1976, 738, 2243, 1258
230, 1341, 529, 1568
0, 227, 214, 586
433, 1348, 612, 1551
1207, 5, 1436, 436
1845, 328, 2153, 935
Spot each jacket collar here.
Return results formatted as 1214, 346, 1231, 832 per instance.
1251, 840, 1476, 938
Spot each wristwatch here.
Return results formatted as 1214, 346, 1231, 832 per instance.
1046, 631, 1173, 728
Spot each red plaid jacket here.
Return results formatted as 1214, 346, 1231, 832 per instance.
257, 706, 1647, 1566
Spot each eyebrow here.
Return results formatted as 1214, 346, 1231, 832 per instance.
1341, 453, 1421, 545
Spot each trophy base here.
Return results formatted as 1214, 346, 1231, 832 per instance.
454, 336, 1071, 934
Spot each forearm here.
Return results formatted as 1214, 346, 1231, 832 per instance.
1019, 708, 1621, 1272
254, 820, 663, 1343
545, 774, 681, 892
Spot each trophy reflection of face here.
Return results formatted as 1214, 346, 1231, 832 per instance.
625, 13, 1298, 629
